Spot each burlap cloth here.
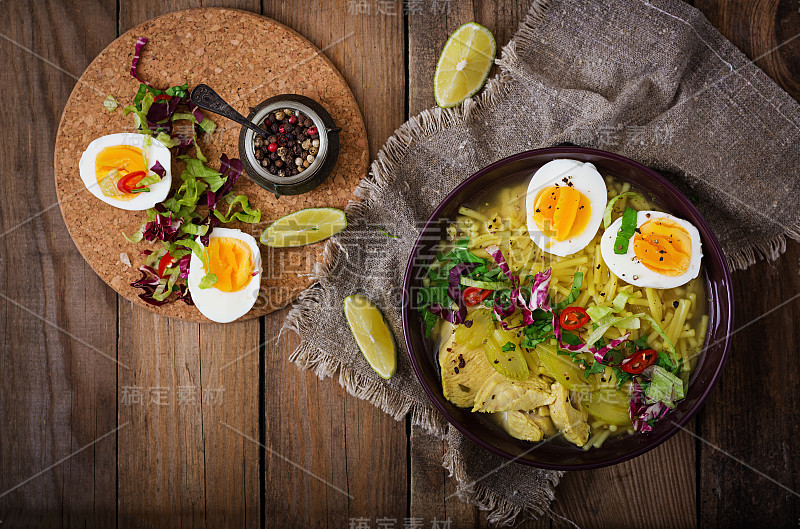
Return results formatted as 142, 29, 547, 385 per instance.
285, 0, 800, 524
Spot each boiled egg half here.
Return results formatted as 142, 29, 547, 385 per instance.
187, 228, 262, 323
526, 159, 607, 257
78, 132, 172, 211
600, 211, 702, 289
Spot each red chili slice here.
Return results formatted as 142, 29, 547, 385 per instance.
116, 170, 147, 193
463, 287, 491, 307
559, 306, 590, 330
620, 349, 658, 374
158, 252, 176, 278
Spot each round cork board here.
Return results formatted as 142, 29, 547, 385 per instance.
54, 8, 369, 323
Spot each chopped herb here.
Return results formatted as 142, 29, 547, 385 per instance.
614, 207, 638, 254
501, 342, 516, 352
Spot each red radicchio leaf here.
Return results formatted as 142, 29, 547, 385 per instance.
150, 161, 166, 178
177, 284, 194, 306
130, 37, 150, 86
178, 254, 191, 279
130, 265, 171, 306
142, 214, 183, 242
147, 95, 182, 125
188, 101, 204, 125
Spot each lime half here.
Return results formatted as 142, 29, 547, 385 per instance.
434, 22, 496, 108
344, 294, 397, 379
260, 208, 346, 248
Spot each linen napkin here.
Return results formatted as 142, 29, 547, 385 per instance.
286, 0, 800, 524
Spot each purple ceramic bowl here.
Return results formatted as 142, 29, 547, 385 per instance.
401, 147, 733, 470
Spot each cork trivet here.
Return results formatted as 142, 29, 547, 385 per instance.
54, 8, 369, 323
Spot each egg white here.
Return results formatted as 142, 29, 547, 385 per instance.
78, 133, 172, 211
600, 210, 703, 289
525, 159, 607, 257
187, 228, 262, 323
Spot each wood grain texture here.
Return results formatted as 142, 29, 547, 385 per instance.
687, 4, 800, 526
0, 1, 118, 527
695, 243, 800, 527
260, 0, 408, 524
694, 0, 800, 101
115, 2, 261, 528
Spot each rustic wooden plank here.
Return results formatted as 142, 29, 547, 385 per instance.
262, 307, 351, 527
555, 432, 696, 528
117, 309, 206, 527
695, 245, 800, 526
0, 1, 118, 527
260, 0, 408, 525
199, 321, 261, 528
116, 1, 261, 528
686, 3, 800, 525
694, 0, 800, 101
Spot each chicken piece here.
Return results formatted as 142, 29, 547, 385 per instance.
472, 372, 555, 413
528, 407, 557, 438
439, 332, 496, 408
496, 409, 556, 442
548, 382, 590, 447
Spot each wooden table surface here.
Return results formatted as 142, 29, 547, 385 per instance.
2, 1, 799, 527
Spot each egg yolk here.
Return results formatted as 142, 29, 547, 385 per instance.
205, 237, 254, 292
633, 218, 692, 276
532, 185, 592, 241
95, 145, 146, 201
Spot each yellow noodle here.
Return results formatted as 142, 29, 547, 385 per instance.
667, 300, 691, 345
592, 429, 612, 449
551, 256, 589, 269
646, 287, 662, 322
458, 206, 486, 222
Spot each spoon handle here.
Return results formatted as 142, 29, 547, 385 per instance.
190, 84, 269, 138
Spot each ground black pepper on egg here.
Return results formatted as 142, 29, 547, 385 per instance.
253, 108, 320, 177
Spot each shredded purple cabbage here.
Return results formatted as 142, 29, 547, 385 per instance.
188, 101, 204, 125
215, 154, 243, 199
630, 379, 670, 432
486, 246, 553, 329
130, 37, 150, 85
592, 333, 631, 364
177, 284, 194, 306
142, 214, 183, 242
530, 269, 551, 311
551, 314, 589, 352
430, 263, 478, 325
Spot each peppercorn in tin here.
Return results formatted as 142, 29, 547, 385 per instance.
239, 94, 340, 197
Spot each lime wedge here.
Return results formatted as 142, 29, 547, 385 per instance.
260, 208, 346, 247
434, 22, 496, 108
344, 294, 397, 379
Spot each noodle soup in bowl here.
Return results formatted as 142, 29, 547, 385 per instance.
401, 147, 733, 470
